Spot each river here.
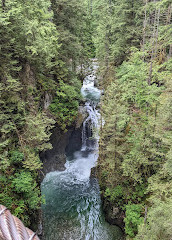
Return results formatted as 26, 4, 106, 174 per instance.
41, 61, 123, 240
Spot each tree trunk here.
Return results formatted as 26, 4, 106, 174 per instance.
148, 1, 158, 85
155, 7, 160, 57
144, 206, 148, 224
2, 0, 5, 9
167, 4, 172, 59
90, 0, 93, 15
142, 0, 148, 52
169, 45, 172, 58
166, 4, 172, 24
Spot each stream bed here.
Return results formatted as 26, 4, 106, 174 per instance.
41, 61, 123, 240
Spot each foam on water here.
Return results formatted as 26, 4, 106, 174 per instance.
41, 60, 123, 240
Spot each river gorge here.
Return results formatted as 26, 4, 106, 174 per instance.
41, 61, 123, 240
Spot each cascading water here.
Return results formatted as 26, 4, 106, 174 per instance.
81, 61, 101, 151
41, 60, 123, 240
81, 102, 100, 151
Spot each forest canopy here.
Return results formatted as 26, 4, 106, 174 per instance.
0, 0, 172, 239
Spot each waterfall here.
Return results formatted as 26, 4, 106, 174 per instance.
81, 61, 101, 151
82, 102, 100, 151
41, 60, 123, 240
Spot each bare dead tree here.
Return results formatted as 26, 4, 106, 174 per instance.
2, 0, 5, 9
148, 0, 159, 85
155, 7, 161, 56
167, 4, 172, 58
142, 0, 148, 53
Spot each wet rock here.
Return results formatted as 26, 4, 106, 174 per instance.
40, 125, 83, 175
76, 106, 88, 129
90, 167, 98, 178
103, 200, 125, 230
40, 127, 72, 174
43, 153, 66, 173
65, 127, 82, 157
94, 78, 99, 88
44, 92, 52, 110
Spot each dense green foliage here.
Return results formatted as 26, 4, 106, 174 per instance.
94, 0, 172, 239
0, 0, 171, 238
0, 0, 92, 227
49, 79, 81, 130
125, 204, 143, 238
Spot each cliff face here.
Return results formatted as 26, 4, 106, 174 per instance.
38, 125, 82, 239
40, 103, 89, 175
0, 0, 92, 235
40, 126, 82, 175
102, 198, 125, 230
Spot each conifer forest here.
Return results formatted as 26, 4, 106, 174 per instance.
0, 0, 172, 239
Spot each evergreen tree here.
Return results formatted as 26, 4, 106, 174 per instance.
0, 0, 89, 226
96, 0, 172, 238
